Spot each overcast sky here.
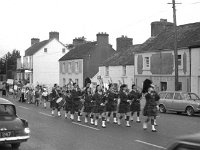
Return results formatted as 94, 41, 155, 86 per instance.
0, 0, 199, 57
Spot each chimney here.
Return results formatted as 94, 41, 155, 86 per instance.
49, 31, 59, 40
73, 37, 86, 46
151, 19, 173, 37
96, 32, 109, 46
31, 38, 40, 46
116, 35, 133, 52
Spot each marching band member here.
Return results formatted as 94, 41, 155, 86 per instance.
92, 85, 107, 128
128, 84, 142, 123
70, 83, 83, 122
50, 84, 60, 116
83, 87, 93, 123
105, 83, 118, 123
142, 79, 159, 132
118, 84, 131, 127
63, 86, 72, 119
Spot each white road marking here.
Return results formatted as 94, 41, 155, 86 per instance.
135, 140, 167, 149
72, 122, 100, 131
18, 106, 30, 110
39, 112, 54, 117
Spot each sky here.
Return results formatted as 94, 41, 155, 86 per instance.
0, 0, 200, 57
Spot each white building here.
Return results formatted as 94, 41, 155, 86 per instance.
23, 32, 68, 87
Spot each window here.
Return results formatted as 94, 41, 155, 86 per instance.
143, 56, 150, 70
105, 66, 109, 76
75, 79, 79, 86
159, 92, 167, 99
174, 93, 183, 100
161, 82, 167, 91
0, 104, 16, 116
178, 54, 183, 69
44, 48, 47, 52
165, 93, 174, 99
62, 62, 65, 74
75, 62, 79, 73
68, 62, 72, 73
63, 78, 66, 86
178, 82, 182, 91
62, 48, 65, 53
122, 66, 126, 76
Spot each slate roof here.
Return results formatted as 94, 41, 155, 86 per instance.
137, 22, 200, 53
25, 40, 49, 56
101, 44, 141, 66
59, 42, 97, 61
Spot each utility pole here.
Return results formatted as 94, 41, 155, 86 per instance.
168, 0, 181, 91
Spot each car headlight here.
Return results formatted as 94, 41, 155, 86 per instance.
24, 128, 30, 134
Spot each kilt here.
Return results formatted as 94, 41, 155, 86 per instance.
83, 102, 93, 113
143, 105, 157, 117
50, 98, 57, 108
130, 101, 141, 112
92, 104, 106, 114
118, 102, 130, 114
64, 101, 71, 112
71, 100, 82, 112
106, 102, 117, 112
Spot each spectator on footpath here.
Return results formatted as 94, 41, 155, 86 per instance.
35, 88, 40, 106
13, 84, 18, 99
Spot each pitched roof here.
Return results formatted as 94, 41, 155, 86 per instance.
59, 42, 97, 61
136, 22, 200, 53
25, 40, 49, 56
101, 44, 141, 66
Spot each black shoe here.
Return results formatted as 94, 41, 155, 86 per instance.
102, 126, 106, 128
152, 130, 157, 132
126, 125, 131, 127
136, 121, 141, 123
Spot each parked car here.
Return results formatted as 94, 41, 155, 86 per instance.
159, 91, 200, 116
168, 133, 200, 150
0, 98, 30, 149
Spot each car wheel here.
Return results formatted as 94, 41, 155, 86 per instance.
186, 106, 194, 116
11, 143, 20, 149
159, 104, 166, 113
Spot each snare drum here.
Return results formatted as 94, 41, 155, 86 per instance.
56, 97, 65, 108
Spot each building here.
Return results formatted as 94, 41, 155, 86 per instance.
59, 32, 116, 88
94, 36, 139, 89
134, 20, 200, 95
22, 32, 68, 87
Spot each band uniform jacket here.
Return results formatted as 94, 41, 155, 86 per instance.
128, 89, 142, 112
143, 92, 160, 117
83, 93, 93, 113
92, 92, 106, 113
118, 90, 130, 113
106, 90, 118, 112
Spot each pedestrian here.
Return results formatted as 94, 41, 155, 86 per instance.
128, 84, 142, 123
42, 88, 48, 108
2, 82, 7, 97
35, 88, 40, 106
118, 84, 131, 127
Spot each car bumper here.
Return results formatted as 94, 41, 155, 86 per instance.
0, 135, 30, 144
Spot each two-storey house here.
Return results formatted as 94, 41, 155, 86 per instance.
23, 32, 68, 87
59, 32, 116, 88
134, 20, 200, 95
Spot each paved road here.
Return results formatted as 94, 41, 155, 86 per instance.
0, 95, 200, 150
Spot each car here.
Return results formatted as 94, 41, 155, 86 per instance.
159, 91, 200, 116
0, 98, 30, 149
168, 133, 200, 150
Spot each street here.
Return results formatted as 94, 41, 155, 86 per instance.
1, 95, 200, 150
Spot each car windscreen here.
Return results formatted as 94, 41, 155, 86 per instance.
182, 93, 200, 100
0, 104, 16, 116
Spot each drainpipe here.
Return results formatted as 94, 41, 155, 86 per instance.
189, 47, 191, 92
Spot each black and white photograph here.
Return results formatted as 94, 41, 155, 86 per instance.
0, 0, 200, 149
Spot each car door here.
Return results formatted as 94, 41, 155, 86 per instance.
171, 93, 185, 111
164, 92, 174, 110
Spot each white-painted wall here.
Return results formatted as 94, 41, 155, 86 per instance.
33, 39, 68, 87
94, 65, 135, 89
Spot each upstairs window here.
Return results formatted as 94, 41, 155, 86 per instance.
178, 54, 183, 69
75, 62, 79, 73
68, 62, 72, 73
122, 66, 126, 76
62, 62, 65, 74
44, 48, 47, 52
143, 56, 150, 70
105, 66, 109, 76
62, 48, 65, 53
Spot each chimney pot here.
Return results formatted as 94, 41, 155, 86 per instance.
49, 31, 59, 40
31, 38, 40, 46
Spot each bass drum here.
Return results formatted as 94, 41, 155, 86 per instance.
56, 97, 65, 108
